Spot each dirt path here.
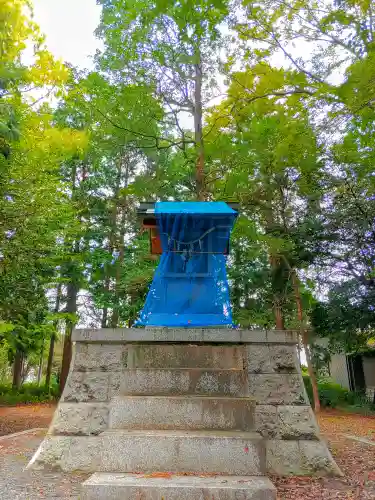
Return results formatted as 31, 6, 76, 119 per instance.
0, 404, 55, 436
0, 405, 374, 499
318, 409, 375, 441
0, 429, 87, 499
275, 411, 375, 499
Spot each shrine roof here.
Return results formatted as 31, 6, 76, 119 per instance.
155, 201, 237, 215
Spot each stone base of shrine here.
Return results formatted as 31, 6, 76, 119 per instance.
28, 328, 341, 499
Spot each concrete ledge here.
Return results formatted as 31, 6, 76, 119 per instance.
73, 328, 298, 344
82, 473, 277, 500
0, 428, 46, 441
30, 430, 264, 474
30, 329, 341, 480
109, 395, 255, 431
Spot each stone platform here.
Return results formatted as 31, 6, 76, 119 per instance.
83, 474, 275, 500
29, 328, 341, 498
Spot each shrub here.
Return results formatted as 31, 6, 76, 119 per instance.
303, 375, 375, 412
303, 376, 350, 407
0, 381, 59, 405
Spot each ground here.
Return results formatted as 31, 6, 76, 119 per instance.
274, 410, 375, 499
0, 404, 55, 437
0, 405, 374, 499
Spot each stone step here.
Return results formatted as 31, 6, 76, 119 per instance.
120, 368, 248, 396
109, 395, 255, 431
93, 429, 264, 475
126, 344, 245, 369
30, 430, 264, 474
82, 473, 277, 500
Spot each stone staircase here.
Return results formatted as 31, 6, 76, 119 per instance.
82, 343, 276, 499
30, 328, 341, 497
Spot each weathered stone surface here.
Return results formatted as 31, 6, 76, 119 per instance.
254, 405, 278, 438
120, 368, 248, 396
269, 345, 298, 373
62, 372, 110, 402
267, 330, 298, 345
73, 328, 298, 344
74, 343, 125, 372
30, 332, 340, 481
247, 346, 272, 374
109, 395, 255, 431
50, 403, 109, 436
255, 405, 319, 439
30, 431, 264, 474
277, 405, 319, 440
266, 440, 300, 475
101, 429, 264, 475
28, 435, 102, 472
247, 345, 298, 374
108, 372, 121, 399
300, 441, 343, 476
126, 344, 245, 369
266, 440, 342, 476
82, 473, 277, 500
248, 374, 307, 405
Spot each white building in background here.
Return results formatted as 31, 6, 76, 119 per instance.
329, 350, 375, 402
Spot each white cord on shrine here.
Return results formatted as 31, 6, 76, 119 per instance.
162, 226, 216, 248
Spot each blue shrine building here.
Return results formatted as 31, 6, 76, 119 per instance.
136, 201, 238, 327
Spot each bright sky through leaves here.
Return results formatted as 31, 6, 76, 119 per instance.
32, 0, 102, 69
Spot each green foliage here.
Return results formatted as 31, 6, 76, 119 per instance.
1, 0, 375, 383
303, 376, 350, 408
0, 381, 59, 405
303, 376, 375, 412
0, 340, 11, 382
311, 282, 375, 352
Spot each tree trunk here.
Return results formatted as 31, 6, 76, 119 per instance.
59, 281, 77, 394
59, 162, 80, 395
111, 159, 130, 328
269, 255, 285, 329
194, 51, 205, 200
45, 283, 61, 389
274, 301, 284, 329
303, 331, 321, 412
101, 298, 109, 328
37, 338, 45, 385
45, 334, 55, 389
111, 213, 126, 328
291, 270, 320, 412
104, 159, 123, 328
12, 349, 23, 389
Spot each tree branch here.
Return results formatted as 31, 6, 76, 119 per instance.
92, 104, 195, 151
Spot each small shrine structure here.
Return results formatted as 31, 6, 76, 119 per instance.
29, 201, 340, 499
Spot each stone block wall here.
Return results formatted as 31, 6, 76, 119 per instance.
245, 342, 341, 475
30, 328, 341, 476
49, 343, 126, 436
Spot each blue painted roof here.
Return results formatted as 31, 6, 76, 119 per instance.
155, 201, 237, 215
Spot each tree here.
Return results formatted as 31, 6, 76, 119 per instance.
97, 0, 233, 198
0, 0, 89, 388
205, 63, 324, 408
1, 0, 373, 411
0, 108, 86, 387
54, 71, 164, 335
